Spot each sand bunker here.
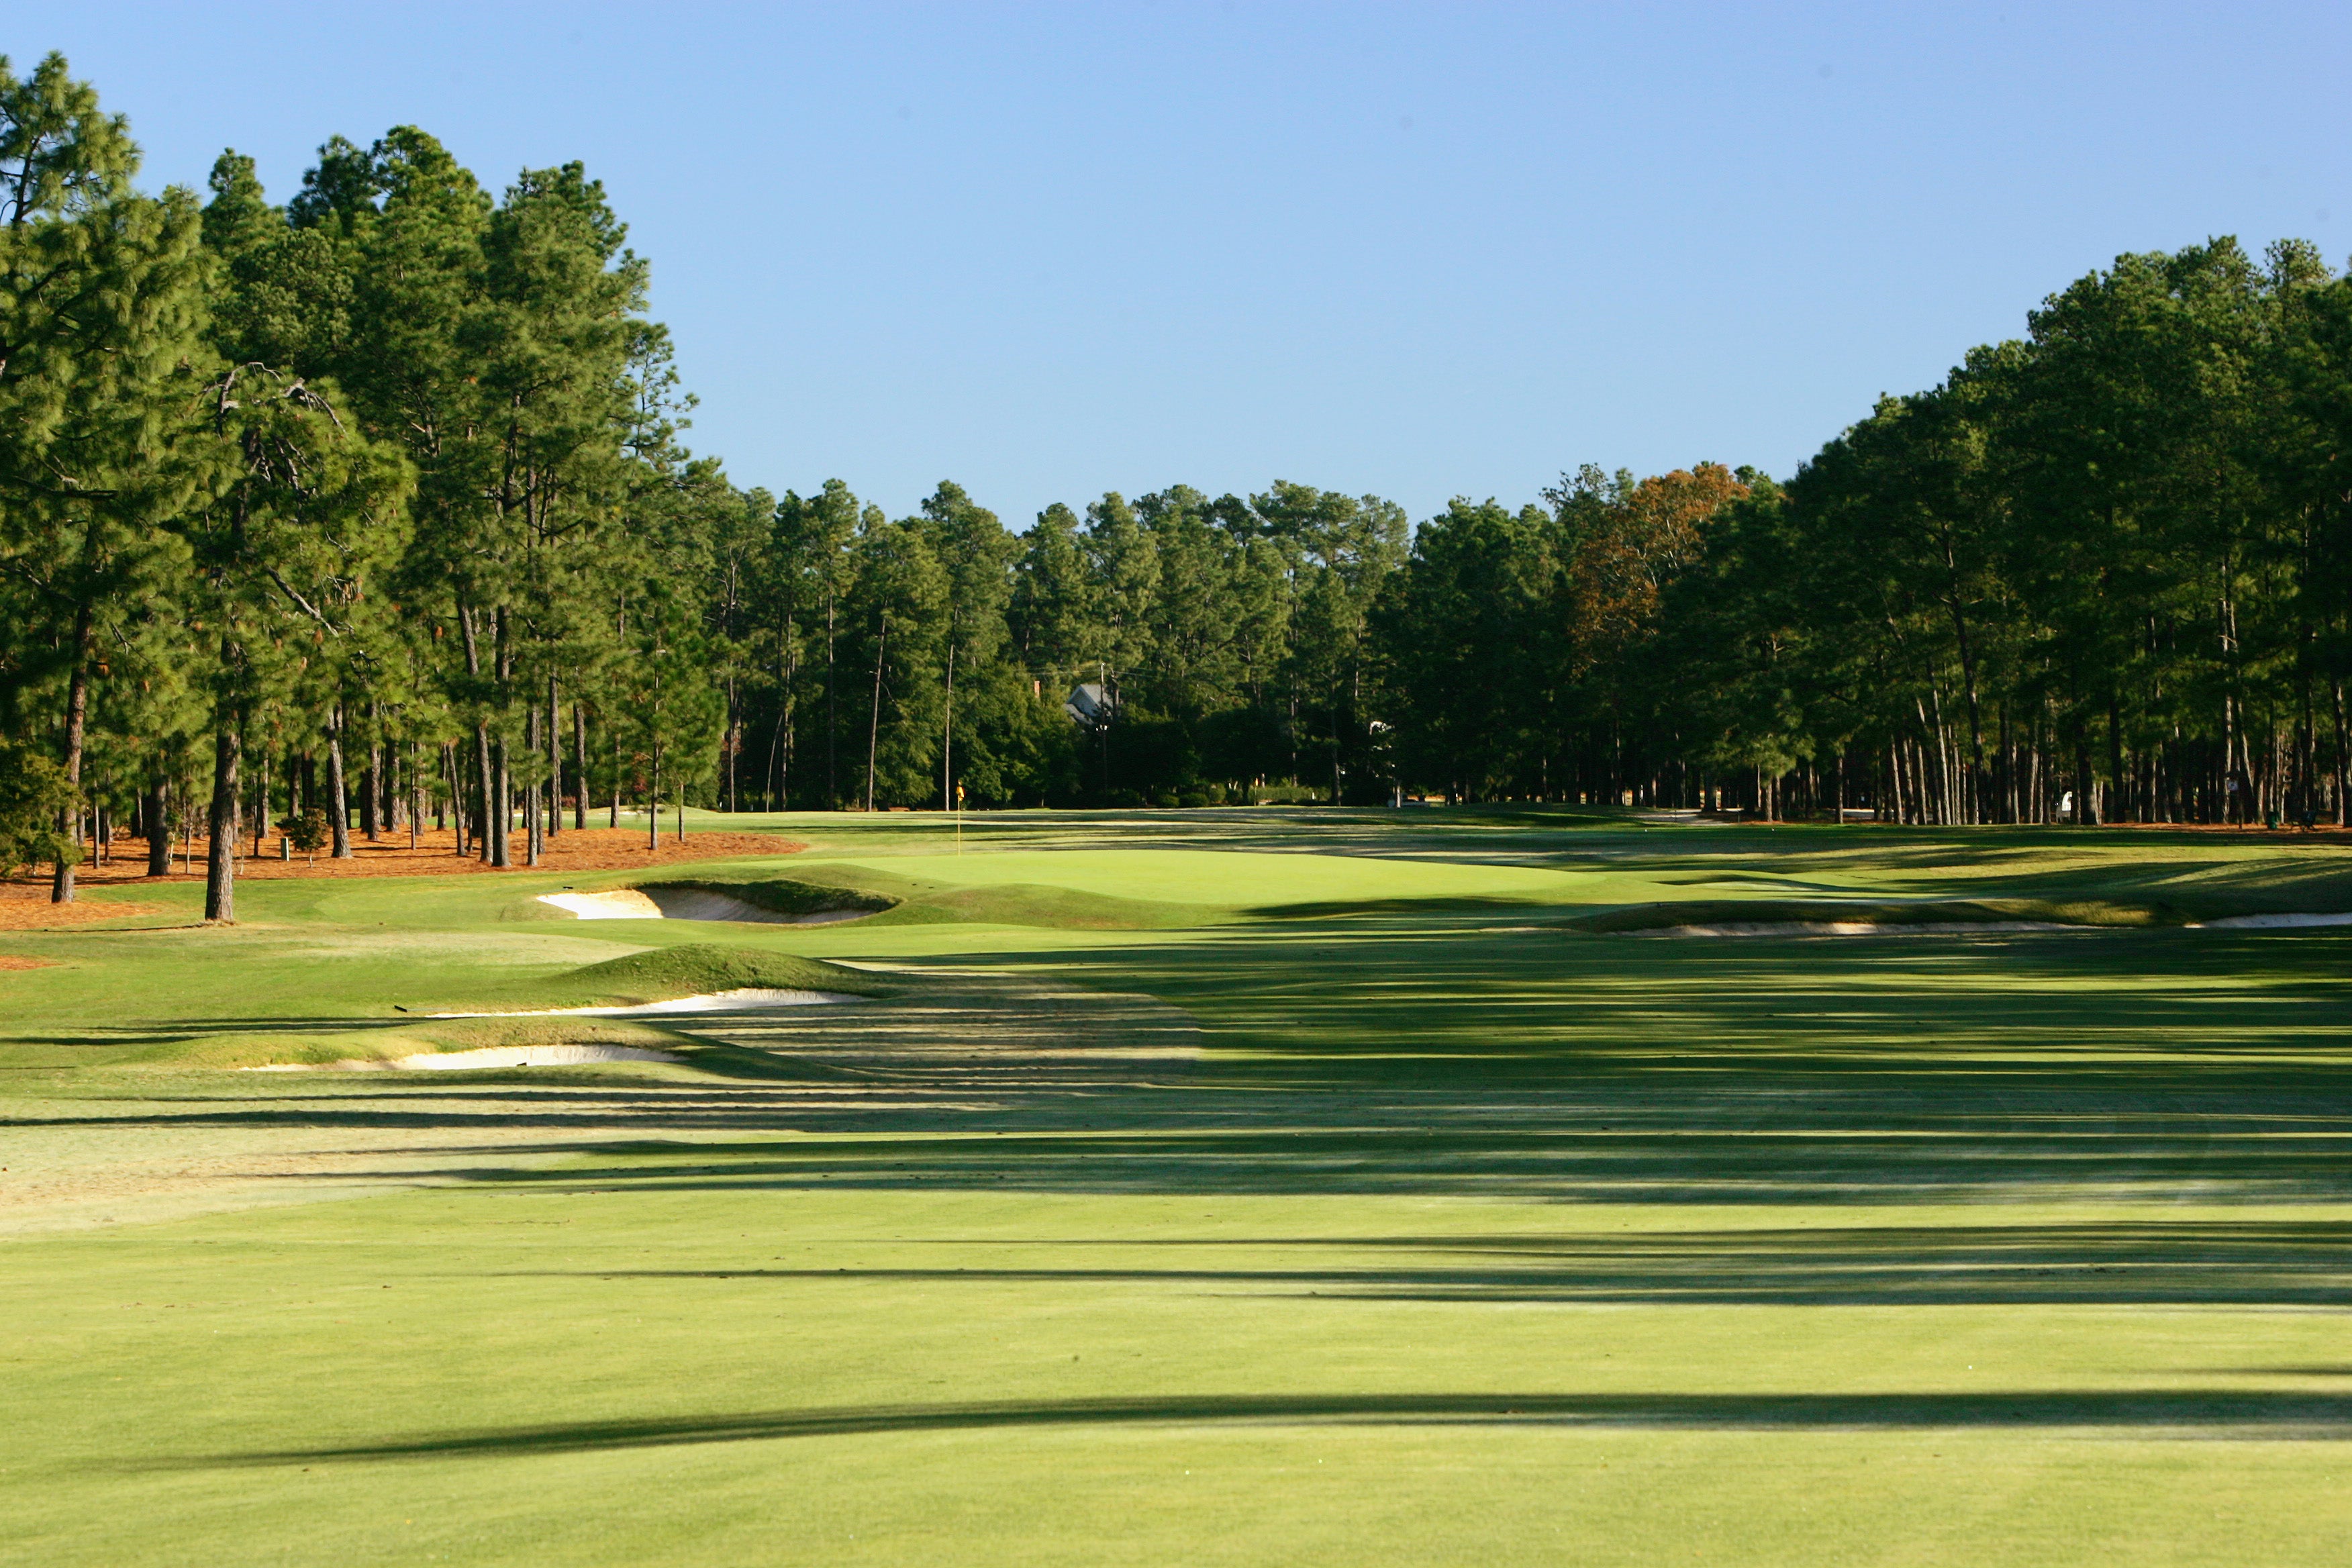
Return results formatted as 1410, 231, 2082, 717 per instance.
248, 1043, 686, 1072
538, 888, 871, 925
539, 889, 664, 919
1643, 920, 2087, 938
2194, 912, 2352, 929
393, 1043, 685, 1070
428, 987, 863, 1019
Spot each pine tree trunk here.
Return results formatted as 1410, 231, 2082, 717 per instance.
50, 599, 93, 903
574, 701, 588, 831
327, 705, 354, 857
492, 735, 510, 868
491, 609, 511, 867
525, 705, 542, 867
460, 607, 495, 863
866, 614, 887, 812
146, 782, 170, 877
548, 675, 563, 838
826, 593, 839, 808
2333, 681, 2348, 826
360, 709, 381, 840
205, 715, 241, 923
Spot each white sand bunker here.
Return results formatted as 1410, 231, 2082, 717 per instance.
1645, 920, 2086, 938
428, 987, 865, 1020
2194, 912, 2352, 929
538, 888, 871, 925
244, 1044, 686, 1072
395, 1044, 684, 1070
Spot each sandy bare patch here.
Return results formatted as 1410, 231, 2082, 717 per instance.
427, 987, 863, 1019
395, 1043, 685, 1069
250, 1042, 686, 1071
540, 889, 664, 920
0, 954, 58, 970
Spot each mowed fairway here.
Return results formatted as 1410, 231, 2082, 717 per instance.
3, 809, 2350, 1565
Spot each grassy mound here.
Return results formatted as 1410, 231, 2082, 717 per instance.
170, 1016, 693, 1071
447, 942, 889, 1012
870, 881, 1224, 929
756, 864, 1228, 929
642, 877, 897, 918
1565, 896, 2182, 933
170, 1013, 844, 1078
1248, 895, 1545, 920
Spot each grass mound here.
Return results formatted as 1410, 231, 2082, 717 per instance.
1248, 895, 1544, 920
767, 865, 1227, 929
875, 881, 1223, 929
170, 1016, 695, 1071
450, 942, 889, 1012
1565, 896, 2180, 933
173, 1013, 841, 1078
641, 877, 897, 918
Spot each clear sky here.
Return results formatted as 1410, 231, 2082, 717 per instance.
30, 2, 2352, 530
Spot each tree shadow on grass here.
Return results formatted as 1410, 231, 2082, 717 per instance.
203, 1387, 2352, 1467
491, 1218, 2352, 1308
477, 1104, 2352, 1205
12, 922, 2349, 1217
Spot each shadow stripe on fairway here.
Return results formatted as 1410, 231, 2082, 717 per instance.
486, 1251, 2352, 1306
197, 1390, 2352, 1465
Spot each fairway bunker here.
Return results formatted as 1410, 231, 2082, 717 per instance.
249, 1043, 688, 1072
538, 885, 878, 925
1645, 920, 2090, 937
395, 1043, 683, 1069
428, 987, 865, 1019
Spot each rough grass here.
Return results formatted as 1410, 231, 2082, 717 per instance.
443, 942, 889, 1014
638, 875, 898, 919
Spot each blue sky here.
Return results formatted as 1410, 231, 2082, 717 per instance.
32, 3, 2352, 529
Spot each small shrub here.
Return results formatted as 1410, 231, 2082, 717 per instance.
283, 807, 329, 863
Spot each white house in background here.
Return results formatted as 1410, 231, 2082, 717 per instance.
1066, 681, 1115, 728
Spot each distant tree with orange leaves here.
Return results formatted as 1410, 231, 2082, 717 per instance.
1551, 462, 1749, 678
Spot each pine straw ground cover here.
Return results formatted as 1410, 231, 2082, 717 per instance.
0, 827, 808, 932
0, 887, 164, 930
25, 824, 807, 883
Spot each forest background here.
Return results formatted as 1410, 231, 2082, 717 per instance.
7, 52, 2352, 916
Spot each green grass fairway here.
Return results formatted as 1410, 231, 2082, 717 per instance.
5, 810, 2350, 1564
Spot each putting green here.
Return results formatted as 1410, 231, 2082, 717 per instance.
3, 810, 2349, 1565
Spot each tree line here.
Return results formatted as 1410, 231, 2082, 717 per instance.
6, 55, 2349, 917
